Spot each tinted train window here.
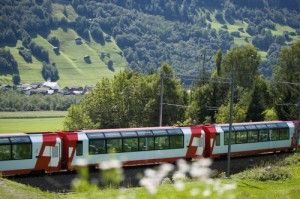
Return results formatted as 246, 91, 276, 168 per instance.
236, 131, 247, 144
271, 129, 280, 141
248, 131, 259, 143
280, 128, 289, 140
106, 139, 122, 153
12, 144, 31, 160
76, 141, 83, 156
139, 137, 154, 151
123, 138, 138, 152
87, 133, 106, 155
170, 136, 183, 149
168, 129, 184, 149
259, 130, 270, 142
89, 139, 106, 154
11, 136, 31, 160
155, 136, 169, 150
216, 133, 220, 146
0, 144, 11, 160
224, 132, 236, 145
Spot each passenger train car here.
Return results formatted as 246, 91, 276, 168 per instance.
202, 121, 297, 158
0, 121, 298, 176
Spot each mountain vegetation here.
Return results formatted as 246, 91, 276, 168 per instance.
1, 0, 300, 128
0, 0, 300, 86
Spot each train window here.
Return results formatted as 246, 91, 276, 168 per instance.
279, 128, 289, 140
256, 124, 268, 129
12, 144, 31, 160
0, 137, 10, 144
155, 136, 169, 150
76, 141, 83, 156
89, 139, 106, 154
0, 144, 11, 160
267, 123, 278, 129
270, 129, 280, 141
245, 125, 257, 130
167, 129, 183, 135
10, 136, 31, 144
104, 132, 122, 139
259, 130, 270, 142
123, 138, 138, 152
234, 125, 246, 131
152, 130, 168, 136
106, 139, 122, 153
138, 137, 154, 151
236, 131, 247, 144
170, 135, 184, 149
248, 131, 259, 143
86, 133, 105, 139
277, 123, 288, 128
121, 131, 137, 138
224, 132, 236, 145
215, 133, 220, 146
137, 130, 153, 137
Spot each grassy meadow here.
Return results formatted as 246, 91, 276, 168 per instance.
0, 111, 66, 133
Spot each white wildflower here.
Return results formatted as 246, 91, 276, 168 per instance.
159, 163, 174, 175
202, 189, 212, 197
190, 188, 200, 196
144, 168, 156, 178
174, 181, 185, 191
99, 159, 122, 170
177, 159, 190, 174
75, 158, 88, 167
172, 171, 187, 181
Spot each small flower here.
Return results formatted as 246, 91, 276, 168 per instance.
75, 158, 88, 167
177, 159, 190, 174
174, 181, 185, 191
172, 171, 187, 181
99, 159, 122, 170
202, 189, 212, 197
190, 188, 200, 196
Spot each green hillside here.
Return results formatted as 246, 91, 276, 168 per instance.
1, 0, 300, 86
1, 28, 127, 87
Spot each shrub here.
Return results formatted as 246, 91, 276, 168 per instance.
236, 166, 292, 181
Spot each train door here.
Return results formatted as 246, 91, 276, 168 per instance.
49, 138, 61, 171
197, 130, 205, 156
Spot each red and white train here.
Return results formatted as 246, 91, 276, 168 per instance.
0, 120, 298, 176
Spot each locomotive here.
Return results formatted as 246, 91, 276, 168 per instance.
0, 120, 298, 176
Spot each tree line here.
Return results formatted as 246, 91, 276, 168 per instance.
63, 42, 300, 130
0, 91, 82, 112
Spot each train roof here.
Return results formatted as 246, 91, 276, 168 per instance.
76, 126, 188, 133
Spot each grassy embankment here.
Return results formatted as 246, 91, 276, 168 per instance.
1, 153, 300, 198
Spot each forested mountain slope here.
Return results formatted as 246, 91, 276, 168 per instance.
1, 0, 300, 86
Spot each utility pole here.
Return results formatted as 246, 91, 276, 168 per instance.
226, 70, 235, 178
159, 72, 164, 127
278, 82, 300, 152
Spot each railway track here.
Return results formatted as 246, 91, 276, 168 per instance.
6, 152, 292, 193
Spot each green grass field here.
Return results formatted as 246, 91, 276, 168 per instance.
0, 111, 66, 133
0, 118, 64, 133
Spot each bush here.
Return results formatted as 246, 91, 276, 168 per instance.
19, 48, 32, 63
236, 166, 292, 181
